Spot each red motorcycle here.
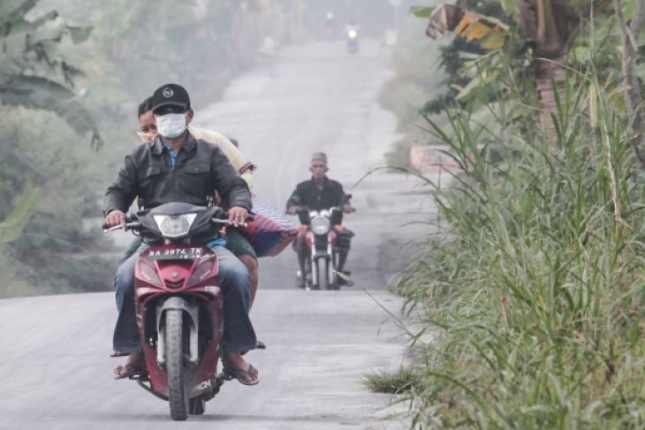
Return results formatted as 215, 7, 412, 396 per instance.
292, 195, 354, 290
105, 202, 245, 420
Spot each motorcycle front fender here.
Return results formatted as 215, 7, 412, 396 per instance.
156, 296, 199, 365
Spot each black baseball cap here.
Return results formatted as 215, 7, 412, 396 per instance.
150, 83, 191, 114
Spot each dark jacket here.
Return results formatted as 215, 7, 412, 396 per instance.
286, 177, 345, 212
103, 134, 251, 215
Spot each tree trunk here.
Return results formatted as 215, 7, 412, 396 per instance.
529, 0, 575, 139
632, 0, 645, 31
535, 0, 563, 57
535, 57, 566, 134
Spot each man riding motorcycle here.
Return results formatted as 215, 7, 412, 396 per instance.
105, 83, 259, 385
134, 97, 259, 306
286, 152, 354, 288
345, 20, 360, 54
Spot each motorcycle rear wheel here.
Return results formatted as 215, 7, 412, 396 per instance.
166, 309, 189, 421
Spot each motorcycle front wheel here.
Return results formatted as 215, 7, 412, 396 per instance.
165, 309, 189, 421
329, 252, 339, 290
316, 258, 330, 290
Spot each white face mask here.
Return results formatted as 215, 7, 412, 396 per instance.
156, 113, 187, 139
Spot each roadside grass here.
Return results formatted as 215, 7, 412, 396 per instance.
393, 68, 645, 428
364, 367, 421, 395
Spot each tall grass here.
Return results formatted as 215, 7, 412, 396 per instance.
397, 69, 645, 428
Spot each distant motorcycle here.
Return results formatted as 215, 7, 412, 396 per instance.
346, 27, 360, 54
291, 196, 354, 290
104, 202, 257, 421
323, 11, 337, 40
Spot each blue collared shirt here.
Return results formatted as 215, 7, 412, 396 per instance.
163, 143, 178, 169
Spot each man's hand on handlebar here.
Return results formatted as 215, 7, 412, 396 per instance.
105, 210, 126, 227
297, 224, 309, 234
228, 206, 249, 227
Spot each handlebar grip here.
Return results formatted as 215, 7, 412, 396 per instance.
102, 212, 137, 230
212, 212, 254, 224
103, 221, 141, 233
211, 218, 253, 228
212, 218, 233, 226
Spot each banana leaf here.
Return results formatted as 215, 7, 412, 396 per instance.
0, 0, 39, 28
0, 75, 103, 150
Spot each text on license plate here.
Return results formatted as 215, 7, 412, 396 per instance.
148, 248, 203, 260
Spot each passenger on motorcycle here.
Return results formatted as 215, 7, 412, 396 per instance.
105, 83, 259, 385
132, 97, 260, 307
286, 152, 354, 288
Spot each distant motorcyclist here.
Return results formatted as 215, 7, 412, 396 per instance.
323, 11, 337, 39
286, 152, 354, 287
345, 20, 360, 54
346, 19, 359, 34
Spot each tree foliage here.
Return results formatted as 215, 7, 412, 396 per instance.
414, 0, 645, 155
0, 0, 102, 148
0, 1, 103, 255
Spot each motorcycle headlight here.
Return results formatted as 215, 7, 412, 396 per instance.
311, 216, 330, 235
153, 213, 197, 238
348, 30, 357, 39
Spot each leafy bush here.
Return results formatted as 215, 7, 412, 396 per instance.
0, 110, 115, 297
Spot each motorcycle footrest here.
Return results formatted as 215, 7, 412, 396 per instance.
190, 380, 214, 399
128, 372, 148, 381
191, 374, 228, 401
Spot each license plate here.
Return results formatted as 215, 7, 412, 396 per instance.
147, 247, 203, 260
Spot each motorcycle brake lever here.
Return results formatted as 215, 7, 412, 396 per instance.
103, 224, 124, 233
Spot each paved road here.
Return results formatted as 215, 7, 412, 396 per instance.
0, 41, 435, 429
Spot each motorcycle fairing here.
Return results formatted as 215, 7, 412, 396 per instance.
133, 244, 224, 398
